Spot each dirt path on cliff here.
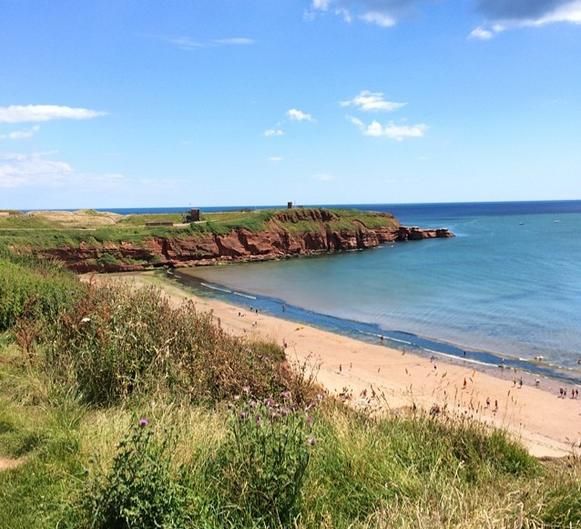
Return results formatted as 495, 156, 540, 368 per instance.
0, 457, 23, 472
86, 272, 581, 459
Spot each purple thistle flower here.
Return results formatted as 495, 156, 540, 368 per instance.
138, 417, 149, 428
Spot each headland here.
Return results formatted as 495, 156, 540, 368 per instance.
0, 207, 453, 272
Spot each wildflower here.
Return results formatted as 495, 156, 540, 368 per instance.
239, 411, 248, 420
80, 317, 91, 324
138, 417, 149, 428
306, 436, 316, 447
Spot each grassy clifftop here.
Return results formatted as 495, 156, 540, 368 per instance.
0, 208, 399, 250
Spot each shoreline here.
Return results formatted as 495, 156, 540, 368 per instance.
174, 269, 581, 386
90, 271, 581, 458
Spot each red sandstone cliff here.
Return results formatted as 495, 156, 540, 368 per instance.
32, 210, 453, 273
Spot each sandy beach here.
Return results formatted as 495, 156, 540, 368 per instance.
90, 271, 581, 459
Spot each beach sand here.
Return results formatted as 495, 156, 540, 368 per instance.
88, 271, 581, 459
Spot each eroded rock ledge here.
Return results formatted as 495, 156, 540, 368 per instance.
35, 216, 453, 273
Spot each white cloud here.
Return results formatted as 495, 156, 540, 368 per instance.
214, 37, 254, 45
359, 11, 396, 27
169, 36, 255, 50
336, 8, 353, 22
520, 0, 581, 26
0, 152, 125, 189
309, 0, 418, 28
0, 152, 73, 188
0, 125, 40, 140
469, 26, 495, 39
0, 105, 105, 124
287, 108, 314, 122
264, 128, 285, 137
312, 0, 331, 10
349, 116, 427, 141
314, 173, 335, 182
268, 156, 283, 162
341, 90, 406, 112
471, 0, 581, 39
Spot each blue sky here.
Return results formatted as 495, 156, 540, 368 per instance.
1, 0, 581, 209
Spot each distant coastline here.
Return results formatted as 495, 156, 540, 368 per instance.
20, 199, 581, 219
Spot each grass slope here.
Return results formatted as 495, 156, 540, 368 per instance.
0, 254, 579, 529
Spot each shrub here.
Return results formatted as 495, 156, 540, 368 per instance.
300, 404, 539, 527
36, 284, 294, 405
96, 253, 121, 268
206, 395, 315, 527
0, 256, 84, 331
541, 475, 581, 528
85, 418, 191, 529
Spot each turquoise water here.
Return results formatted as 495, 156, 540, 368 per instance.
181, 202, 581, 374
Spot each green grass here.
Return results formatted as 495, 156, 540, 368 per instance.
0, 255, 84, 330
1, 254, 579, 529
0, 213, 60, 230
0, 208, 398, 252
118, 213, 187, 225
0, 358, 579, 529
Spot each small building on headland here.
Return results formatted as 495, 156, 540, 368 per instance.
287, 201, 293, 209
185, 208, 201, 222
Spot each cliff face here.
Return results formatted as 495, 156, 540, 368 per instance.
33, 210, 453, 273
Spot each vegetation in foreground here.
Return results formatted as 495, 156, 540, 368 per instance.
0, 253, 580, 529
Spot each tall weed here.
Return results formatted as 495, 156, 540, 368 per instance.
204, 395, 316, 528
35, 285, 296, 405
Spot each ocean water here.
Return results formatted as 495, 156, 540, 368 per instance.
178, 201, 581, 378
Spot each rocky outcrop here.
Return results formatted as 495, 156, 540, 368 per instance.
396, 226, 455, 241
32, 219, 453, 273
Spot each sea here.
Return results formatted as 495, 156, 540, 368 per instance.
106, 201, 581, 383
